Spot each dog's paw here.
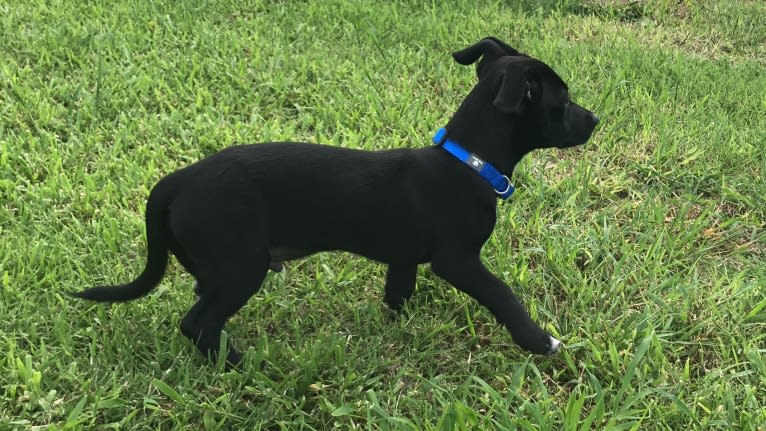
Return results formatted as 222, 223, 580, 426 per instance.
531, 333, 563, 356
546, 335, 562, 355
223, 350, 243, 372
512, 325, 563, 355
383, 295, 406, 312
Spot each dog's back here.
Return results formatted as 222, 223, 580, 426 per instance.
166, 142, 465, 263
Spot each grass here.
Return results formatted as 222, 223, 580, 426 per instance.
1, 0, 765, 429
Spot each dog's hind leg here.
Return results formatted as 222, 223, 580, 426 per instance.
383, 263, 417, 311
169, 195, 271, 367
180, 249, 269, 368
190, 261, 280, 299
167, 235, 207, 297
431, 251, 561, 355
190, 263, 280, 299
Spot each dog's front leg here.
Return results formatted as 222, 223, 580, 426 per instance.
383, 263, 418, 311
431, 252, 561, 355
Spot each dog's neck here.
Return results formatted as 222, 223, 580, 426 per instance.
445, 93, 527, 177
433, 127, 515, 199
444, 114, 525, 177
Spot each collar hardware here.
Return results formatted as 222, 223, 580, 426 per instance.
432, 128, 515, 200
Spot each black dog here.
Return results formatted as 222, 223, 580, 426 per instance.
71, 37, 599, 366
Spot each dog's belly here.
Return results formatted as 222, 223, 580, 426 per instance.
268, 233, 430, 265
268, 247, 315, 262
269, 243, 430, 265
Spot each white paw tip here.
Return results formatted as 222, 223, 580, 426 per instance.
548, 335, 562, 354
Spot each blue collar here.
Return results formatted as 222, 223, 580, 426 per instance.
432, 128, 515, 200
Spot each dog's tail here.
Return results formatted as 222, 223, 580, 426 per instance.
69, 177, 176, 302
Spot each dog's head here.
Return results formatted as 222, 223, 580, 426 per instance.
452, 37, 598, 151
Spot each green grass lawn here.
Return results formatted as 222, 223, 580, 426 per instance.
2, 0, 765, 429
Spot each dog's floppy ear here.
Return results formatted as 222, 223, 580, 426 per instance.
493, 65, 535, 114
452, 37, 522, 65
453, 37, 524, 79
482, 37, 523, 57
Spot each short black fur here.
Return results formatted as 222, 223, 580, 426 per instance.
70, 37, 599, 367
